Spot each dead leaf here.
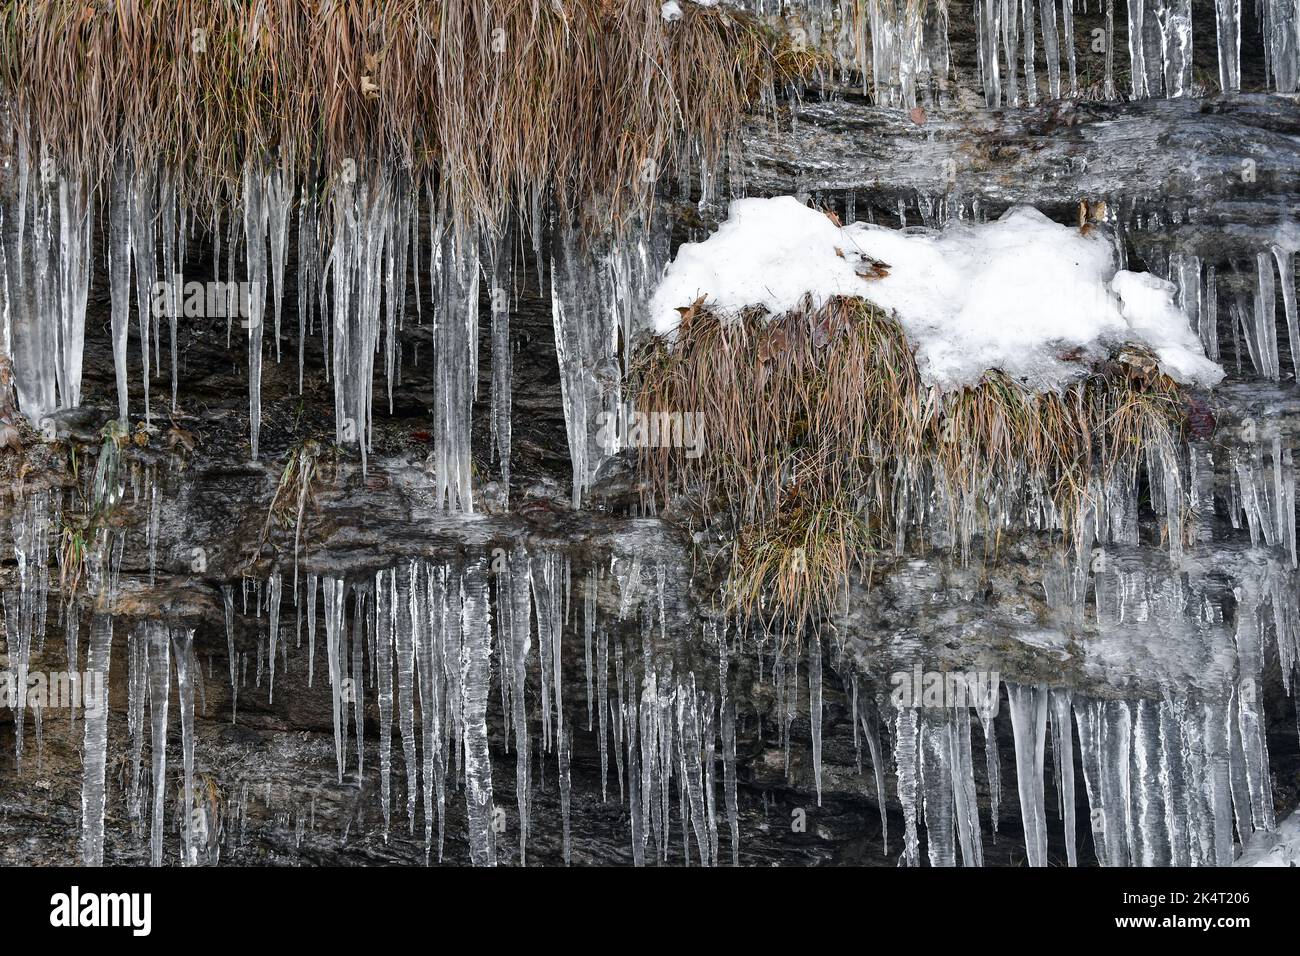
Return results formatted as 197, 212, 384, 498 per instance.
676, 295, 708, 327
855, 256, 890, 280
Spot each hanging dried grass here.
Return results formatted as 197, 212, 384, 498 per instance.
0, 0, 819, 232
634, 297, 1188, 624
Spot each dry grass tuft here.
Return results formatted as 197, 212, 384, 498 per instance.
0, 0, 819, 232
634, 297, 1188, 624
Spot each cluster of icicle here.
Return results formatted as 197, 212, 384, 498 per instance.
207, 552, 741, 867
1147, 239, 1300, 390
894, 549, 1295, 867
0, 465, 1294, 864
227, 542, 1290, 868
0, 144, 673, 510
740, 0, 1298, 107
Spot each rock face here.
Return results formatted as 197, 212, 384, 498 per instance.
2, 6, 1300, 867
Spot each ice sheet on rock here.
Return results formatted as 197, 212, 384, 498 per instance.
1235, 807, 1300, 865
650, 198, 1223, 392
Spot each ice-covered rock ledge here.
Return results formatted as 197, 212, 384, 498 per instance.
1235, 810, 1300, 866
650, 197, 1224, 392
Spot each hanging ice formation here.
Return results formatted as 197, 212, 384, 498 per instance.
728, 0, 1298, 103
79, 613, 111, 866
861, 0, 951, 109
549, 214, 667, 507
0, 145, 92, 425
12, 452, 1292, 870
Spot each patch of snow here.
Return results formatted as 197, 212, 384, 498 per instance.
648, 197, 1224, 392
661, 1, 683, 21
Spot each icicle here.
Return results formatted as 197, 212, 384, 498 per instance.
920, 712, 957, 866
1022, 0, 1038, 104
976, 0, 1003, 106
1273, 245, 1300, 382
597, 620, 610, 800
808, 634, 823, 805
1165, 0, 1193, 90
131, 167, 156, 425
1002, 0, 1022, 106
1215, 0, 1241, 91
108, 156, 132, 423
1040, 0, 1062, 99
7, 163, 91, 422
548, 213, 664, 508
1129, 697, 1170, 865
429, 220, 478, 509
1062, 0, 1079, 94
1253, 251, 1280, 381
173, 628, 197, 865
329, 168, 390, 475
894, 706, 922, 866
350, 583, 367, 778
1075, 696, 1131, 865
626, 658, 646, 866
583, 570, 594, 730
323, 576, 346, 783
1265, 0, 1299, 91
266, 165, 291, 365
222, 584, 237, 721
508, 547, 533, 863
677, 674, 712, 865
145, 620, 170, 866
376, 569, 394, 839
1006, 681, 1049, 866
1233, 575, 1276, 834
461, 559, 496, 866
394, 561, 419, 833
559, 727, 573, 865
978, 704, 1002, 834
296, 187, 318, 393
306, 573, 318, 687
1104, 0, 1117, 99
949, 707, 983, 866
126, 625, 147, 827
243, 163, 268, 460
531, 552, 563, 752
1049, 688, 1077, 865
267, 570, 281, 703
859, 701, 890, 854
79, 613, 112, 866
716, 623, 740, 865
414, 561, 447, 860
487, 225, 514, 496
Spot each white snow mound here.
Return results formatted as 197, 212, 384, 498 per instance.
649, 196, 1224, 392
